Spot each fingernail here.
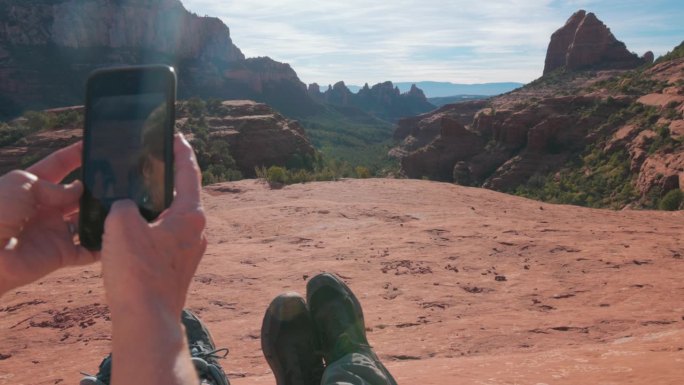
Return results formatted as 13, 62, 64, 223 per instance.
66, 180, 83, 190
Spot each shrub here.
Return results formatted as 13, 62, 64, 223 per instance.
255, 165, 267, 179
266, 166, 288, 186
186, 97, 206, 118
355, 166, 371, 178
206, 98, 223, 114
53, 110, 82, 128
24, 111, 53, 131
658, 189, 683, 211
288, 169, 314, 184
202, 164, 242, 185
0, 122, 28, 146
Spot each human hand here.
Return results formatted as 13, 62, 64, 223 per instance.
0, 142, 98, 296
101, 133, 206, 385
101, 133, 207, 316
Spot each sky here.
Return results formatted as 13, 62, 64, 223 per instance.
181, 0, 684, 86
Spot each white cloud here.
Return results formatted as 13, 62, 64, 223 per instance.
181, 0, 684, 85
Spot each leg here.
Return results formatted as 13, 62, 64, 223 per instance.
321, 352, 393, 385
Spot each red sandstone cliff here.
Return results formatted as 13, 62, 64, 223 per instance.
543, 10, 651, 75
0, 0, 318, 118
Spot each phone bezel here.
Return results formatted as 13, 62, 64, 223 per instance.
79, 65, 176, 251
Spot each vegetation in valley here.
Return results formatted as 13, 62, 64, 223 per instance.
297, 104, 400, 177
177, 98, 395, 187
0, 109, 82, 147
514, 147, 639, 209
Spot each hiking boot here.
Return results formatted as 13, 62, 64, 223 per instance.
182, 309, 231, 385
306, 273, 398, 385
261, 292, 325, 385
80, 309, 230, 385
79, 354, 111, 385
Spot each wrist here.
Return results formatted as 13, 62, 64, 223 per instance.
109, 298, 193, 384
109, 293, 182, 329
105, 276, 185, 317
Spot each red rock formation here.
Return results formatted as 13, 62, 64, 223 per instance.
0, 0, 318, 118
308, 80, 435, 122
395, 94, 630, 188
327, 81, 354, 105
642, 51, 655, 64
191, 100, 315, 176
0, 0, 244, 62
637, 153, 684, 194
393, 100, 487, 150
307, 83, 322, 101
400, 117, 485, 181
544, 10, 587, 75
407, 84, 427, 99
543, 10, 647, 74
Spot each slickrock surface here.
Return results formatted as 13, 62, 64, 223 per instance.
1, 178, 683, 384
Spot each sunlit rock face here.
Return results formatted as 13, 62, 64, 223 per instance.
0, 0, 243, 61
0, 0, 318, 118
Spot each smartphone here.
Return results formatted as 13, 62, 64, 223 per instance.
79, 65, 176, 251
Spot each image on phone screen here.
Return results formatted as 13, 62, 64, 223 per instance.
84, 94, 167, 216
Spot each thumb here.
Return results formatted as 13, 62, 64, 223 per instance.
32, 179, 83, 208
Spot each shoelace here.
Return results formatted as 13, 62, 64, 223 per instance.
79, 355, 112, 383
191, 345, 230, 361
79, 347, 229, 384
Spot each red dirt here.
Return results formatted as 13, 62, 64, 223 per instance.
1, 179, 683, 384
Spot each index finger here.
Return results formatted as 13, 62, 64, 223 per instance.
169, 133, 202, 213
27, 141, 82, 183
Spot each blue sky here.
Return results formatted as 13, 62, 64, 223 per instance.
182, 0, 684, 86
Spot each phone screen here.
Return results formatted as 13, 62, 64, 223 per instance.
80, 66, 175, 250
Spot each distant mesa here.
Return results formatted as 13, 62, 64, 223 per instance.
543, 10, 652, 75
308, 80, 435, 122
348, 82, 524, 98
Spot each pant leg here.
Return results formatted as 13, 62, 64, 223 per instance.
321, 352, 393, 385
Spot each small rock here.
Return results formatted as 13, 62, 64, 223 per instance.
495, 275, 507, 282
